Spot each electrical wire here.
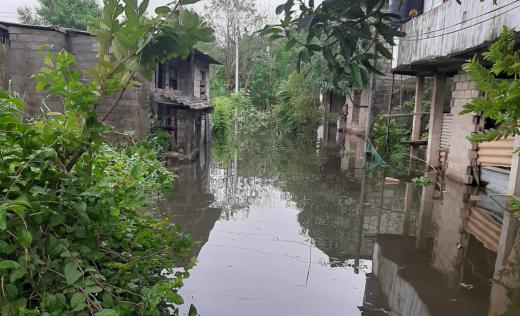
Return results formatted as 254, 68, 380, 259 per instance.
402, 2, 520, 42
405, 0, 520, 39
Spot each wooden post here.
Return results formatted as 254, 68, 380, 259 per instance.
410, 76, 425, 163
426, 73, 446, 168
495, 135, 520, 271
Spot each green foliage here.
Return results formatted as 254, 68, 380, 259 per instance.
462, 26, 520, 144
273, 72, 321, 136
1, 0, 213, 313
212, 92, 269, 138
212, 96, 233, 137
262, 0, 404, 90
412, 176, 434, 187
371, 114, 411, 168
88, 0, 213, 89
0, 88, 193, 314
18, 0, 101, 30
209, 66, 227, 99
246, 39, 300, 108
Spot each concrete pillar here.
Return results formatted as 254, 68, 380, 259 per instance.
495, 135, 520, 271
426, 73, 446, 168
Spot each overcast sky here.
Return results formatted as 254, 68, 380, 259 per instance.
0, 0, 288, 23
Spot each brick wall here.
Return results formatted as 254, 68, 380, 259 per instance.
445, 70, 480, 184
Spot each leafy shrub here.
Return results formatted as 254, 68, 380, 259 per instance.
371, 114, 411, 168
212, 92, 268, 139
462, 26, 520, 145
273, 72, 321, 136
0, 51, 193, 315
212, 96, 233, 137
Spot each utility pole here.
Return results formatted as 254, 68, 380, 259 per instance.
235, 33, 239, 93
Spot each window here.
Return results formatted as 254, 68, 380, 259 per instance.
156, 64, 166, 89
169, 66, 178, 90
0, 28, 9, 45
200, 70, 207, 100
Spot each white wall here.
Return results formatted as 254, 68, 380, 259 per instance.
395, 0, 520, 68
422, 0, 445, 13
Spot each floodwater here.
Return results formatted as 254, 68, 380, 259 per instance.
161, 130, 519, 316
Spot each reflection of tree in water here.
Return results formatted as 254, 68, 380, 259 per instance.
210, 131, 281, 219
276, 140, 371, 264
210, 130, 408, 265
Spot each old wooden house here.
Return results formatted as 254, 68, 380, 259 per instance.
153, 50, 220, 161
0, 21, 219, 162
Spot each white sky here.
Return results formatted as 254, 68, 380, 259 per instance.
0, 0, 288, 23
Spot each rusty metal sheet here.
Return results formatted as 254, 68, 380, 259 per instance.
478, 137, 514, 168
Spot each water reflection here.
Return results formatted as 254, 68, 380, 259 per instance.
161, 128, 518, 316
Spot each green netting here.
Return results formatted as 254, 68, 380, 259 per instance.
364, 139, 386, 168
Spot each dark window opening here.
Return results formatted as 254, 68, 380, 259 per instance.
200, 70, 207, 100
169, 66, 178, 90
157, 104, 178, 151
0, 30, 8, 45
157, 64, 166, 89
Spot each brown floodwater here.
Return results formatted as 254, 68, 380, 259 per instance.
160, 131, 517, 316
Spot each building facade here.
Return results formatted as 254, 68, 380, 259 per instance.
0, 21, 219, 162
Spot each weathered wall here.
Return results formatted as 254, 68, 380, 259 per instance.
346, 57, 393, 135
2, 24, 150, 137
422, 0, 443, 13
193, 60, 210, 99
5, 26, 67, 114
445, 70, 479, 184
395, 0, 520, 69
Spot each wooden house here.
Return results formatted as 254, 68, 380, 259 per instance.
153, 50, 220, 162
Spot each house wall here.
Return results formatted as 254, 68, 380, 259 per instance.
346, 57, 393, 135
395, 0, 520, 69
1, 24, 151, 138
193, 61, 210, 99
422, 0, 443, 13
445, 70, 480, 184
3, 26, 67, 114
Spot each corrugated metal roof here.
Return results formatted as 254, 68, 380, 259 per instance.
154, 89, 213, 112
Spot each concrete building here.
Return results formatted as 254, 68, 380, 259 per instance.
0, 21, 219, 162
388, 1, 520, 313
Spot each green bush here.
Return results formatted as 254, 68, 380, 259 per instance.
211, 96, 233, 137
371, 114, 411, 168
273, 72, 321, 136
0, 52, 193, 315
212, 92, 268, 139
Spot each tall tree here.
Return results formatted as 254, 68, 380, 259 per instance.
262, 0, 403, 90
203, 0, 266, 92
17, 0, 101, 30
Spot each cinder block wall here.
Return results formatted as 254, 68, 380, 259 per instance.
346, 57, 393, 135
5, 26, 67, 114
445, 70, 480, 184
3, 25, 150, 138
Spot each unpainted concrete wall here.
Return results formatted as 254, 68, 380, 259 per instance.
346, 57, 393, 135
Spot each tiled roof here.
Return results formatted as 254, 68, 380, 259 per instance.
153, 89, 213, 112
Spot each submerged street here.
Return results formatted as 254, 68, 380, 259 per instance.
161, 130, 506, 316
